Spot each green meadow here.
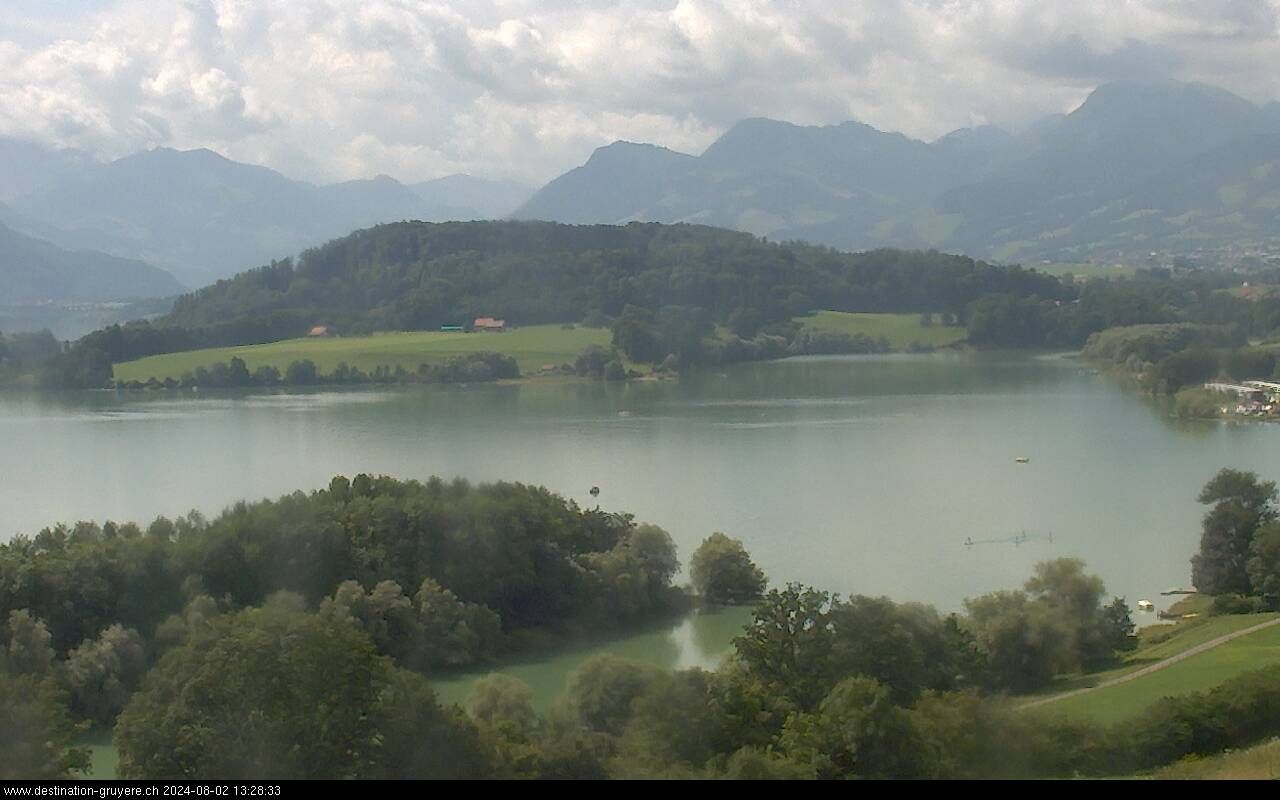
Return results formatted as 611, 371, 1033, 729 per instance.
1032, 262, 1139, 281
796, 310, 968, 350
112, 325, 613, 382
1032, 615, 1280, 726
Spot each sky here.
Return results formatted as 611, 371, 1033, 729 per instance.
1, 0, 1278, 185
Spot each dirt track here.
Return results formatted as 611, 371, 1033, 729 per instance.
1019, 615, 1280, 710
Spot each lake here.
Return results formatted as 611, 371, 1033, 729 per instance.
6, 351, 1280, 728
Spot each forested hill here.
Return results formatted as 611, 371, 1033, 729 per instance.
22, 219, 1280, 390
165, 219, 1063, 335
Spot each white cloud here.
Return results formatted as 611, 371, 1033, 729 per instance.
1, 0, 1278, 184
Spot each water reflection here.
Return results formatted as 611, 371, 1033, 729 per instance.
431, 606, 753, 712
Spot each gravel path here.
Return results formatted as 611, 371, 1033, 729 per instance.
1020, 615, 1280, 710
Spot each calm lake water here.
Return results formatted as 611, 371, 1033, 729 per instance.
7, 352, 1280, 731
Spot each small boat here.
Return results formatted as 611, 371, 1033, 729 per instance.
1137, 600, 1154, 612
1014, 456, 1030, 463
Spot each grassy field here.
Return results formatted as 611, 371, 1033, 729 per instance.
113, 325, 613, 382
1031, 262, 1139, 281
80, 728, 118, 779
795, 311, 968, 350
1033, 615, 1280, 726
1143, 737, 1280, 779
1019, 608, 1261, 700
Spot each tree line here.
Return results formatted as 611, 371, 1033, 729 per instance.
114, 352, 521, 390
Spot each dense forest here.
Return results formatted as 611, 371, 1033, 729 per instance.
163, 221, 1065, 333
2, 220, 1067, 388
12, 470, 1280, 778
7, 220, 1280, 389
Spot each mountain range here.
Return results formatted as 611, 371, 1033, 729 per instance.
515, 80, 1280, 263
0, 220, 184, 305
5, 78, 1280, 319
0, 143, 533, 292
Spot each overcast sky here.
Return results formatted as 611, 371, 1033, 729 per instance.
1, 0, 1278, 185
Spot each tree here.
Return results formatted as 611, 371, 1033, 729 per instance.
0, 674, 89, 779
573, 345, 613, 378
727, 308, 763, 338
611, 305, 665, 362
1151, 348, 1219, 392
690, 532, 766, 604
284, 359, 317, 385
622, 668, 724, 769
1, 607, 86, 779
778, 676, 923, 779
115, 604, 487, 779
1023, 558, 1121, 668
369, 669, 492, 780
826, 596, 955, 703
720, 747, 814, 779
965, 293, 1048, 347
733, 584, 836, 711
1100, 597, 1138, 654
1247, 521, 1280, 599
962, 590, 1074, 692
1, 610, 55, 678
627, 524, 680, 592
1192, 469, 1277, 595
412, 578, 503, 670
1225, 348, 1276, 381
320, 579, 420, 665
62, 624, 148, 725
1199, 468, 1277, 512
560, 654, 663, 737
468, 673, 539, 735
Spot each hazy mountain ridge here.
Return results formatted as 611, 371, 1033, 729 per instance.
0, 139, 93, 203
0, 220, 184, 305
2, 145, 534, 288
6, 78, 1279, 295
516, 80, 1280, 262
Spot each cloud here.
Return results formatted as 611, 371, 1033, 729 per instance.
1, 0, 1279, 184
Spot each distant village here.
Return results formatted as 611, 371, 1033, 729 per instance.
1204, 381, 1280, 418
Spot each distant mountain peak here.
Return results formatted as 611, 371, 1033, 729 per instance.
585, 140, 694, 166
1070, 78, 1261, 120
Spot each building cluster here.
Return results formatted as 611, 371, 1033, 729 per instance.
436, 317, 507, 333
1204, 380, 1280, 416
